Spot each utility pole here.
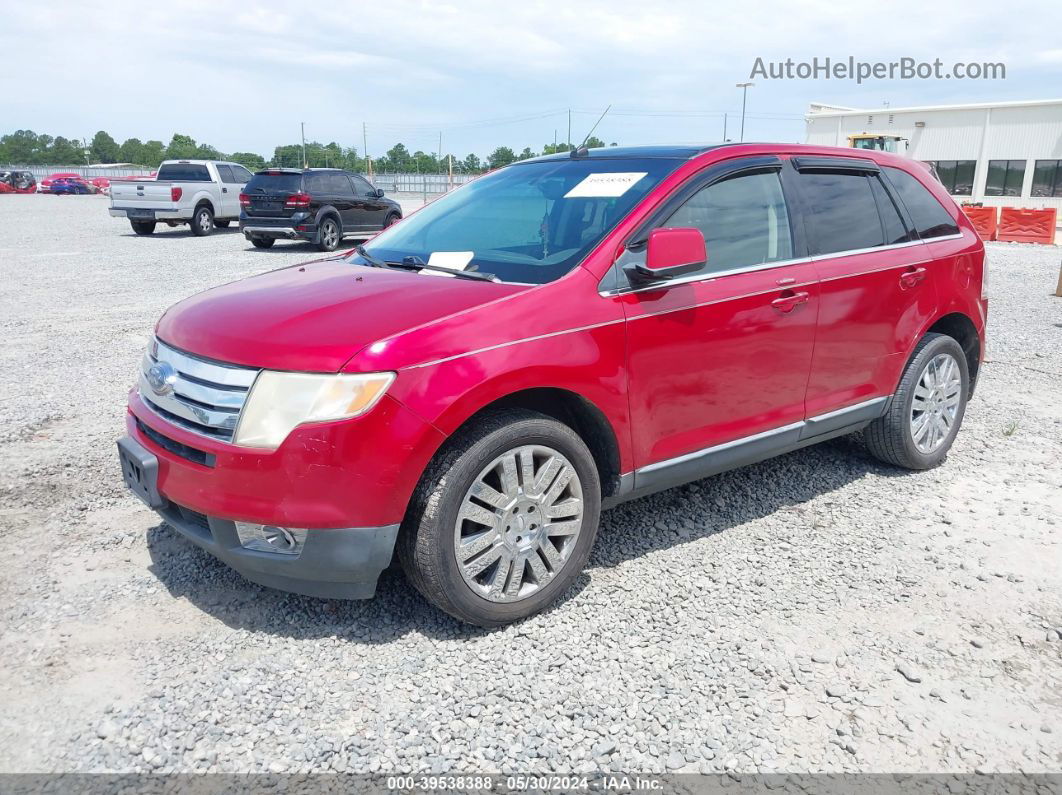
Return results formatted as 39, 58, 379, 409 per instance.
437, 131, 442, 169
735, 82, 754, 142
723, 113, 728, 142
300, 122, 307, 168
567, 110, 571, 151
362, 122, 369, 176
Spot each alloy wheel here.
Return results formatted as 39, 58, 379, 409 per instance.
454, 444, 584, 603
910, 352, 962, 453
322, 221, 338, 248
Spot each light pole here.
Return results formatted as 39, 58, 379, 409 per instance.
300, 122, 307, 168
735, 82, 754, 142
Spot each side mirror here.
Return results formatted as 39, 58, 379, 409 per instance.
374, 187, 385, 198
624, 227, 706, 283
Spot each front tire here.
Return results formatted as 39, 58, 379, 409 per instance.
398, 409, 601, 627
215, 219, 231, 228
316, 217, 341, 252
190, 205, 214, 236
130, 220, 156, 235
383, 212, 400, 229
865, 332, 969, 470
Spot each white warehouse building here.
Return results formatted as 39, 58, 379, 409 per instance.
806, 98, 1062, 241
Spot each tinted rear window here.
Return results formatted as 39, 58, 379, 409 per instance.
244, 173, 303, 193
883, 166, 959, 239
869, 175, 912, 245
798, 171, 883, 255
157, 164, 211, 181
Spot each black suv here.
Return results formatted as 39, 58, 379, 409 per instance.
239, 168, 402, 251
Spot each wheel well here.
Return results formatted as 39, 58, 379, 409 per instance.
194, 199, 214, 214
459, 388, 622, 498
926, 313, 981, 395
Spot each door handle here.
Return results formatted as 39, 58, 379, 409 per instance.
899, 266, 927, 289
771, 290, 809, 313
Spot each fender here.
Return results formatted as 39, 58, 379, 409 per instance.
384, 323, 635, 474
191, 191, 215, 215
313, 205, 342, 235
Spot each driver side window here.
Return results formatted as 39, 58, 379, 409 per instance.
664, 170, 793, 274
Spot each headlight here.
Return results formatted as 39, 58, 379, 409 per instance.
234, 371, 395, 449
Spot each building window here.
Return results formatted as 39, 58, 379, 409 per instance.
928, 160, 976, 196
985, 160, 1026, 197
1031, 160, 1062, 198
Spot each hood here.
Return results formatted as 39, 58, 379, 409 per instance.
156, 259, 526, 372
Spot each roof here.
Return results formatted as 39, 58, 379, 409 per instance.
807, 98, 1062, 118
521, 144, 725, 163
254, 167, 347, 174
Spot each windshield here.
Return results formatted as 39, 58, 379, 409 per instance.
348, 157, 681, 284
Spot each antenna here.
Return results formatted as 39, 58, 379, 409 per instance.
580, 104, 611, 148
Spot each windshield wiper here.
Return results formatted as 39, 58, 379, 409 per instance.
353, 244, 389, 269
389, 255, 498, 282
353, 247, 497, 282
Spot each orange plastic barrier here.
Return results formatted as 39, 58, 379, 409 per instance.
996, 207, 1058, 245
961, 206, 997, 241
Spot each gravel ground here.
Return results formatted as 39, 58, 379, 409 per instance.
0, 194, 1060, 775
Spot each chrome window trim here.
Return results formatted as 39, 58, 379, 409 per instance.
599, 231, 966, 297
599, 256, 813, 296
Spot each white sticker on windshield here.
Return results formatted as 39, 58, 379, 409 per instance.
564, 172, 647, 198
422, 251, 475, 277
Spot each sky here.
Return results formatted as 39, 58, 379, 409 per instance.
3, 0, 1060, 160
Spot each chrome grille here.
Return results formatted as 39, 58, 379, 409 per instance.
139, 338, 258, 442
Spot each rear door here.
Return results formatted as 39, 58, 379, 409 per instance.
215, 164, 241, 219
242, 172, 303, 219
793, 157, 939, 417
618, 158, 819, 476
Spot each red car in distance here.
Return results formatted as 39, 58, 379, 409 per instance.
118, 143, 987, 626
38, 172, 83, 193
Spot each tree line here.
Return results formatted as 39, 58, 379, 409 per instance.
0, 129, 615, 174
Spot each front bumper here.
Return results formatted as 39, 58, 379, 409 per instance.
125, 388, 445, 528
118, 434, 399, 599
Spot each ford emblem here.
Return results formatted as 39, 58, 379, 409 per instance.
147, 361, 178, 396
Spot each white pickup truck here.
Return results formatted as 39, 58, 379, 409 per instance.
109, 160, 254, 236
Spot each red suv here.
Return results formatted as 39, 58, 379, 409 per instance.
118, 144, 987, 626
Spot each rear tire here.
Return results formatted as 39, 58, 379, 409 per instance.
865, 332, 969, 470
397, 409, 601, 627
190, 205, 214, 236
215, 219, 231, 228
250, 237, 275, 249
316, 217, 341, 252
130, 220, 156, 236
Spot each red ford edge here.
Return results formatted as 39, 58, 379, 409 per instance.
118, 143, 987, 626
